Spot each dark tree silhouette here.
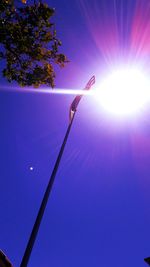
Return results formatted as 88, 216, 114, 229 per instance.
0, 0, 68, 87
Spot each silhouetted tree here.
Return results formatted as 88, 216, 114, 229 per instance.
0, 0, 68, 87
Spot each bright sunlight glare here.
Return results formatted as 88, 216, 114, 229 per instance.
94, 66, 150, 118
0, 86, 89, 96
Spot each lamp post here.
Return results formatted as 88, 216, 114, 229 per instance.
20, 75, 95, 267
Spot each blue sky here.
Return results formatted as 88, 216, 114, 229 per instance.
0, 0, 150, 266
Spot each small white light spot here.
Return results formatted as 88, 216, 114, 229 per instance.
29, 166, 34, 171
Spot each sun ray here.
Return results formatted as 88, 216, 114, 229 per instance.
0, 86, 93, 96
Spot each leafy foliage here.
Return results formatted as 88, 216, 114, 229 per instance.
0, 0, 68, 87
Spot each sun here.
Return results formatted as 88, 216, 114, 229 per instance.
94, 66, 150, 118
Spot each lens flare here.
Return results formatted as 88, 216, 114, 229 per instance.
94, 66, 150, 118
0, 86, 91, 96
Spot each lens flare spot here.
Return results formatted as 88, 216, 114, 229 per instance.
29, 166, 34, 171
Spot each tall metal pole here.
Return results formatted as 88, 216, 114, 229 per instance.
20, 113, 76, 267
20, 75, 95, 267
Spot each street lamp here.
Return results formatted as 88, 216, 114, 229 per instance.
20, 75, 95, 267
